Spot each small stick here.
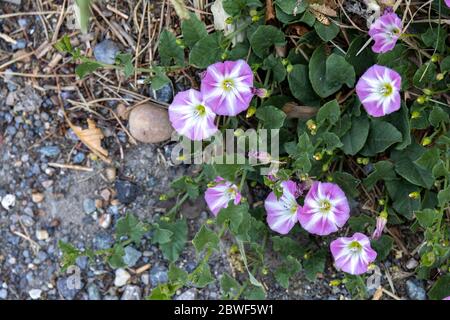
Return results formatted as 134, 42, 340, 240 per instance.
48, 162, 94, 172
107, 4, 129, 20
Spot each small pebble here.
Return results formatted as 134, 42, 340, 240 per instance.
1, 194, 16, 210
29, 289, 42, 300
114, 268, 130, 287
93, 39, 120, 64
36, 229, 49, 241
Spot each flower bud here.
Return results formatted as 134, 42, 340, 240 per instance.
246, 105, 257, 118
159, 194, 168, 201
313, 152, 322, 161
286, 64, 293, 73
436, 73, 444, 81
421, 137, 432, 146
251, 15, 260, 22
249, 9, 258, 17
431, 54, 439, 63
408, 191, 420, 199
411, 110, 421, 119
225, 17, 233, 24
417, 96, 426, 104
423, 88, 433, 96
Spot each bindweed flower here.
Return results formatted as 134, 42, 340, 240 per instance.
369, 11, 402, 53
204, 177, 241, 216
356, 64, 402, 117
201, 60, 254, 116
372, 211, 388, 240
298, 181, 350, 236
330, 233, 378, 275
446, 0, 450, 8
264, 180, 302, 235
168, 89, 218, 141
443, 296, 450, 300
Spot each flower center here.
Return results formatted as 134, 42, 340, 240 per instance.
195, 104, 206, 116
222, 79, 234, 91
290, 203, 298, 215
348, 241, 362, 252
227, 187, 237, 199
379, 83, 393, 97
319, 200, 332, 213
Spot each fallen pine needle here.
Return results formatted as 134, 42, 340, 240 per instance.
48, 162, 93, 172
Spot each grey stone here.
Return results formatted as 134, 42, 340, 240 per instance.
123, 246, 142, 267
0, 289, 7, 299
115, 180, 139, 204
121, 285, 141, 300
406, 279, 427, 300
176, 289, 197, 300
93, 232, 114, 250
83, 198, 96, 214
57, 277, 83, 300
38, 146, 60, 158
150, 265, 168, 286
93, 39, 120, 64
87, 284, 101, 300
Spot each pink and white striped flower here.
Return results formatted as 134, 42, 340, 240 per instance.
168, 89, 218, 141
298, 181, 350, 236
369, 12, 402, 53
264, 180, 301, 235
201, 60, 254, 116
445, 0, 450, 8
204, 177, 241, 216
443, 296, 450, 300
330, 233, 377, 275
356, 64, 402, 117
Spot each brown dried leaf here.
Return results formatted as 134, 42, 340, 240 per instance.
309, 3, 338, 17
310, 11, 330, 25
282, 102, 318, 119
372, 287, 383, 300
66, 116, 111, 164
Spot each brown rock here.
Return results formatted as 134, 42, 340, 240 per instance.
128, 103, 173, 143
31, 192, 44, 203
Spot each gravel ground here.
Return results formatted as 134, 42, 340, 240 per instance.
0, 0, 430, 301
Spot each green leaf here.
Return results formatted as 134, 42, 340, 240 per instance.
303, 249, 326, 281
159, 29, 184, 66
441, 56, 450, 73
371, 235, 393, 261
189, 32, 223, 68
243, 286, 266, 299
217, 203, 248, 234
115, 213, 148, 245
75, 0, 91, 34
158, 219, 188, 262
192, 225, 220, 253
413, 62, 437, 88
147, 283, 179, 300
386, 103, 411, 150
346, 36, 376, 76
275, 255, 301, 289
168, 263, 188, 284
272, 236, 305, 258
332, 172, 360, 198
341, 113, 370, 155
75, 61, 103, 78
314, 21, 339, 42
421, 27, 448, 53
250, 25, 286, 58
256, 105, 286, 129
152, 227, 173, 245
414, 147, 440, 170
276, 0, 307, 15
171, 176, 199, 200
316, 99, 341, 126
58, 240, 84, 272
107, 243, 126, 268
363, 160, 396, 190
263, 55, 286, 83
320, 132, 342, 152
150, 67, 171, 91
116, 53, 134, 77
309, 45, 355, 98
181, 13, 207, 48
437, 186, 450, 208
220, 273, 242, 299
386, 180, 420, 219
428, 274, 450, 300
223, 0, 262, 15
360, 120, 402, 156
55, 35, 73, 54
415, 209, 441, 228
348, 214, 375, 233
190, 262, 215, 287
288, 64, 320, 106
391, 144, 435, 189
429, 106, 449, 127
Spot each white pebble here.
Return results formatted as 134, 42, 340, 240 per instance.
114, 268, 131, 287
36, 229, 49, 241
1, 194, 16, 210
29, 289, 42, 300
